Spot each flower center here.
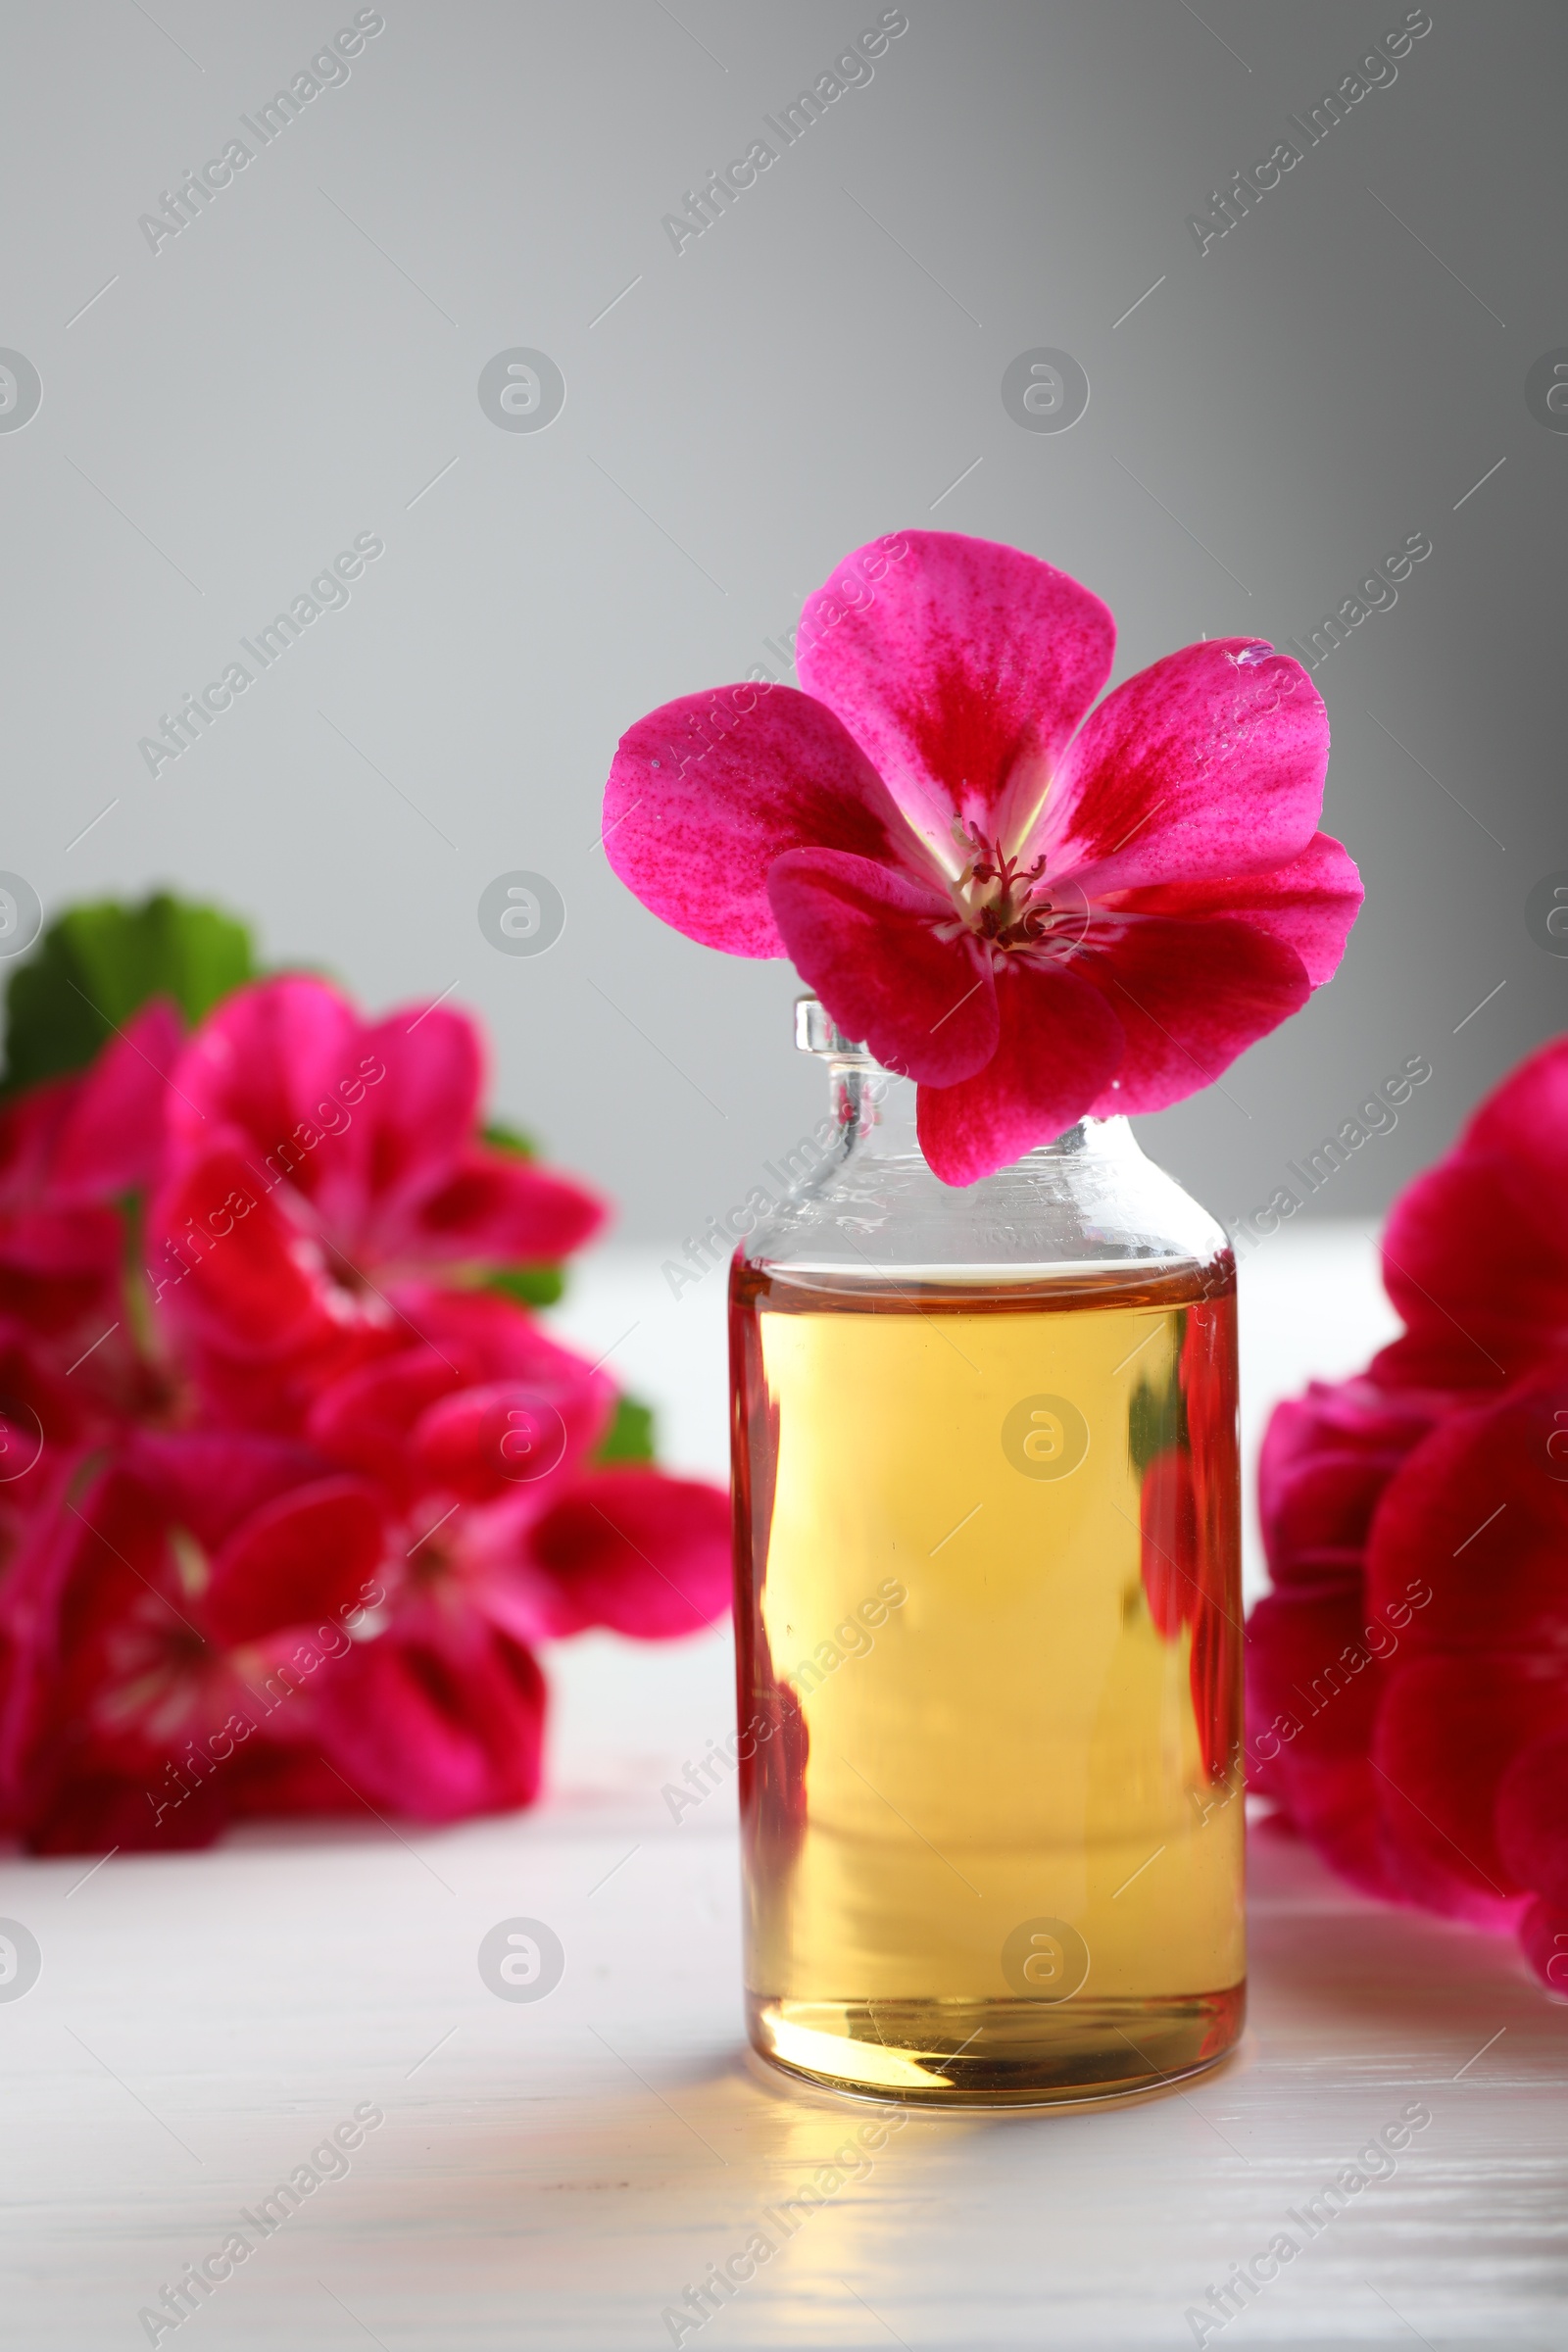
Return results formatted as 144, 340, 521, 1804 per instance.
952, 821, 1069, 953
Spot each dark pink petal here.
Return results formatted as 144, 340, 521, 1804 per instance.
0, 1080, 74, 1204
1078, 913, 1309, 1116
1465, 1033, 1568, 1163
153, 1148, 334, 1356
766, 850, 998, 1084
389, 1281, 603, 1377
308, 1310, 610, 1496
797, 531, 1115, 860
1258, 1755, 1396, 1907
1376, 1151, 1568, 1390
1246, 1588, 1384, 1766
164, 975, 362, 1170
1257, 1378, 1447, 1589
528, 1467, 731, 1639
351, 1004, 485, 1230
1245, 1584, 1390, 1906
1374, 1653, 1558, 1926
1372, 1043, 1568, 1390
49, 1000, 183, 1201
1495, 1729, 1568, 1907
414, 1376, 613, 1504
206, 1477, 386, 1646
604, 685, 908, 956
1041, 641, 1329, 895
1107, 831, 1362, 989
0, 1453, 103, 1805
317, 1630, 546, 1821
125, 1433, 334, 1553
307, 1349, 461, 1487
1366, 1375, 1568, 1656
223, 1747, 365, 1816
0, 1204, 122, 1337
915, 962, 1124, 1186
24, 1770, 229, 1854
402, 1149, 605, 1266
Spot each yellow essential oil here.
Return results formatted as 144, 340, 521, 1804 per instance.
730, 1252, 1244, 2105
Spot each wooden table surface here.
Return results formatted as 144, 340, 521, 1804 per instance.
4, 1228, 1565, 2349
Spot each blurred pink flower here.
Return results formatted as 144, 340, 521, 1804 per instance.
151, 975, 605, 1428
1249, 1039, 1568, 1992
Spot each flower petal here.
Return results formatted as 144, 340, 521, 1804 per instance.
153, 1147, 328, 1357
24, 1770, 229, 1854
403, 1149, 605, 1267
1107, 831, 1362, 988
797, 530, 1115, 863
604, 685, 909, 956
766, 849, 998, 1084
306, 1348, 463, 1505
914, 962, 1124, 1186
1042, 641, 1329, 894
316, 1630, 546, 1821
1374, 1653, 1557, 1925
1365, 1377, 1568, 1656
1079, 913, 1310, 1116
352, 1004, 485, 1234
1245, 1592, 1399, 1902
1496, 1729, 1568, 1908
207, 1476, 386, 1646
49, 1000, 184, 1201
414, 1375, 613, 1504
1376, 1152, 1566, 1389
1257, 1378, 1450, 1605
527, 1467, 731, 1639
164, 974, 362, 1169
1374, 1044, 1568, 1388
126, 1432, 335, 1552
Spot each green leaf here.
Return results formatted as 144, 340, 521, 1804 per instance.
3, 892, 255, 1092
483, 1263, 565, 1309
481, 1119, 538, 1160
596, 1392, 657, 1463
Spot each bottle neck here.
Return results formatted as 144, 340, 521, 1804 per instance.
769, 998, 1226, 1273
826, 1053, 1108, 1169
829, 1058, 921, 1155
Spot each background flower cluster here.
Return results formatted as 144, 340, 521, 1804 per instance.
1248, 1035, 1568, 1992
0, 895, 729, 1854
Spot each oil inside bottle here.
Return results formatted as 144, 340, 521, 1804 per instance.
730, 1252, 1245, 2105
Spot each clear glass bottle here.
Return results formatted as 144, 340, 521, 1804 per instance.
729, 1001, 1245, 2106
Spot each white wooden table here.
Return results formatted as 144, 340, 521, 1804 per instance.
3, 1228, 1565, 2349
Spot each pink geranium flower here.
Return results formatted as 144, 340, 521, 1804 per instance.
152, 976, 606, 1427
1249, 1038, 1568, 1991
0, 1000, 181, 1360
0, 943, 733, 1851
604, 530, 1361, 1181
301, 1289, 732, 1821
0, 1432, 386, 1852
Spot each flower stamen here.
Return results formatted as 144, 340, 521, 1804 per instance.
952, 821, 1065, 953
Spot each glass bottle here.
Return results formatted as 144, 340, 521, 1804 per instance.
729, 1001, 1244, 2106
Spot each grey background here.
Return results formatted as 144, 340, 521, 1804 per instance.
2, 0, 1562, 1239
